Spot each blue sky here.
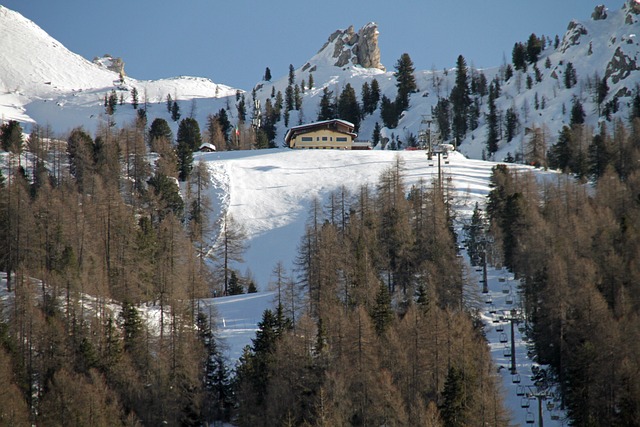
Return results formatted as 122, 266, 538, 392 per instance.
2, 0, 624, 90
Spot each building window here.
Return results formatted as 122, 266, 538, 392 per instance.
336, 137, 347, 142
301, 137, 313, 142
322, 136, 328, 141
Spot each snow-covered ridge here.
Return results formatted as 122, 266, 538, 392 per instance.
0, 5, 240, 130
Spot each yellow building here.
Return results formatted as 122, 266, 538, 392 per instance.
285, 119, 357, 149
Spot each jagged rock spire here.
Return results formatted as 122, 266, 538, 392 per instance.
316, 22, 385, 71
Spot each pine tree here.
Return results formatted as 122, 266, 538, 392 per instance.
548, 125, 573, 171
595, 76, 609, 114
372, 122, 381, 146
440, 366, 468, 427
526, 33, 542, 63
570, 98, 585, 126
434, 97, 451, 141
451, 55, 471, 144
371, 282, 393, 336
337, 83, 361, 131
394, 53, 417, 112
512, 42, 527, 71
308, 73, 314, 89
317, 87, 336, 121
171, 100, 181, 122
0, 120, 24, 153
264, 66, 272, 81
166, 93, 173, 113
505, 107, 519, 142
176, 118, 201, 181
361, 81, 372, 115
148, 117, 172, 141
228, 270, 244, 295
504, 64, 514, 81
131, 87, 139, 109
288, 64, 295, 86
294, 84, 302, 110
564, 62, 577, 89
370, 78, 381, 111
380, 95, 398, 129
485, 82, 499, 154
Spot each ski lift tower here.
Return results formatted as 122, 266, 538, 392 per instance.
420, 115, 433, 160
251, 98, 261, 130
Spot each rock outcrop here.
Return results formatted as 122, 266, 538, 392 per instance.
316, 23, 385, 70
92, 54, 126, 76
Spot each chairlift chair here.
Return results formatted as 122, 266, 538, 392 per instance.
547, 401, 555, 410
518, 324, 526, 333
499, 277, 506, 283
488, 304, 497, 314
516, 385, 526, 396
502, 284, 510, 293
512, 373, 521, 383
499, 333, 508, 343
525, 412, 535, 424
503, 346, 512, 358
506, 294, 514, 305
496, 323, 504, 332
521, 397, 530, 408
551, 414, 560, 420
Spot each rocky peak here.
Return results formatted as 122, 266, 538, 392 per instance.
315, 23, 385, 71
591, 5, 607, 21
560, 20, 588, 53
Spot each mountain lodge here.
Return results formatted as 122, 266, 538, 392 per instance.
285, 119, 358, 149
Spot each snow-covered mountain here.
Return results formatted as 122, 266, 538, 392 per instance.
0, 5, 237, 133
1, 1, 639, 155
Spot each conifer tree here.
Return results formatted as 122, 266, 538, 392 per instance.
337, 83, 361, 131
176, 118, 201, 181
434, 97, 451, 141
285, 85, 294, 112
288, 64, 295, 86
317, 87, 336, 121
264, 66, 272, 82
450, 55, 471, 144
512, 42, 527, 71
394, 53, 417, 112
505, 107, 519, 142
570, 98, 585, 126
370, 78, 381, 111
371, 282, 393, 336
0, 120, 23, 153
486, 83, 499, 155
526, 33, 542, 63
148, 118, 173, 147
564, 62, 577, 88
380, 95, 398, 129
130, 87, 139, 109
440, 366, 468, 427
372, 122, 381, 146
171, 100, 181, 122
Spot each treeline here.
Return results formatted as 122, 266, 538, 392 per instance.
232, 160, 509, 426
0, 118, 238, 425
484, 121, 640, 424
